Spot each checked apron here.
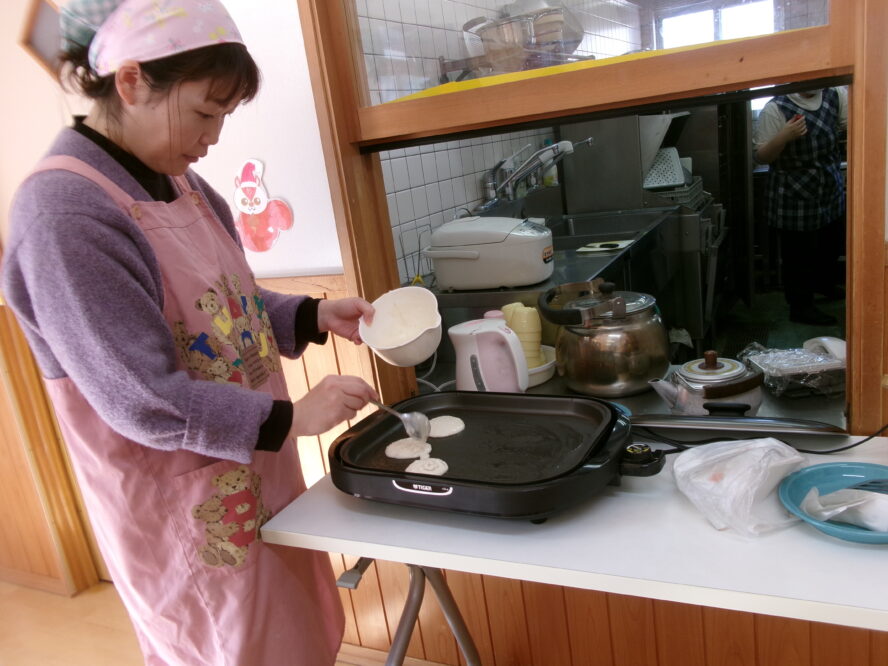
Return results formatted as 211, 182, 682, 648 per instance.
34, 155, 343, 665
766, 88, 845, 232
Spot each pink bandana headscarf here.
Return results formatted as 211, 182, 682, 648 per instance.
88, 0, 245, 76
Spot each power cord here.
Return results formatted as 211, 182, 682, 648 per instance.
633, 422, 888, 456
414, 352, 456, 393
791, 422, 888, 454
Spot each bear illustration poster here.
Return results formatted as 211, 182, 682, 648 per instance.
232, 159, 294, 253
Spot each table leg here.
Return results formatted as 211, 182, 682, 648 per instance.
421, 567, 482, 666
386, 565, 427, 666
339, 559, 482, 666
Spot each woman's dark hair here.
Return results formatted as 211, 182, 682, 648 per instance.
57, 41, 261, 113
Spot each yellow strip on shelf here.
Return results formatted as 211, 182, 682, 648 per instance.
388, 34, 790, 103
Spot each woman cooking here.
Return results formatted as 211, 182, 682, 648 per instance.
0, 0, 378, 663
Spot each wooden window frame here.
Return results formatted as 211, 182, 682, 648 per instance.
297, 0, 886, 434
20, 0, 60, 81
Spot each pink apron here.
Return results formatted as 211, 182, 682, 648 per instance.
34, 156, 344, 665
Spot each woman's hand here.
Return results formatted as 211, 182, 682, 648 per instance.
755, 114, 808, 164
778, 114, 807, 142
289, 375, 379, 437
317, 297, 374, 344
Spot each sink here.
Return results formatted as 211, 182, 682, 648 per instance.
546, 207, 677, 250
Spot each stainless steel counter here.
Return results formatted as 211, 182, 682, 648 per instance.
420, 361, 847, 434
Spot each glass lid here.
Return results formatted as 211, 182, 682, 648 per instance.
565, 290, 655, 318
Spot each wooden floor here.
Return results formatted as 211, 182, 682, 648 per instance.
0, 581, 443, 666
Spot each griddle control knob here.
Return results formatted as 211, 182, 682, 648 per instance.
620, 443, 665, 477
625, 443, 653, 461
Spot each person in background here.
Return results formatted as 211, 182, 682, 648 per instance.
0, 0, 378, 663
753, 86, 847, 326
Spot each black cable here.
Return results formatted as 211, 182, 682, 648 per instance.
632, 426, 740, 454
631, 422, 888, 456
790, 422, 888, 454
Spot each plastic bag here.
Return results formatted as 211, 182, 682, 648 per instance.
738, 342, 845, 398
673, 438, 805, 537
801, 487, 888, 532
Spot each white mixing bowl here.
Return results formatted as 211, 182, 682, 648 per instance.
359, 286, 442, 367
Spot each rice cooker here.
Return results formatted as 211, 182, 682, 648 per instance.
423, 216, 554, 290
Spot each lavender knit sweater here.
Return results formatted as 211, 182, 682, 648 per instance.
1, 128, 313, 463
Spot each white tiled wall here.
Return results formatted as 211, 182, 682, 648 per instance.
567, 0, 642, 60
380, 128, 553, 284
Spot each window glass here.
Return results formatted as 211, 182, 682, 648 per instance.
721, 1, 775, 40
351, 1, 829, 106
662, 10, 714, 49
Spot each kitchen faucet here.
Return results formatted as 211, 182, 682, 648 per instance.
499, 138, 593, 200
469, 137, 592, 217
483, 143, 532, 200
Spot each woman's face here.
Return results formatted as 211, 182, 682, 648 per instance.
125, 77, 240, 176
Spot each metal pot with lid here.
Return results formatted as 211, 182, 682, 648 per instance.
538, 279, 670, 397
650, 350, 764, 416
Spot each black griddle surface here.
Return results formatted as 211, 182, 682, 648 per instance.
337, 392, 616, 485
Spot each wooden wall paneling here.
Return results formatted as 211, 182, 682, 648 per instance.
482, 574, 532, 664
522, 580, 572, 666
442, 570, 496, 666
339, 553, 391, 652
703, 606, 756, 666
327, 552, 361, 647
256, 274, 347, 296
0, 365, 61, 588
373, 559, 426, 659
416, 577, 459, 666
563, 587, 614, 666
298, 316, 351, 467
277, 351, 326, 485
606, 593, 658, 666
754, 614, 811, 666
0, 306, 98, 595
653, 599, 705, 666
872, 629, 888, 666
811, 623, 870, 666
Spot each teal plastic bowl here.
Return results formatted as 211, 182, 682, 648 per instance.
779, 462, 888, 544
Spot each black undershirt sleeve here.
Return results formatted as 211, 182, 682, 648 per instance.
297, 297, 328, 346
255, 400, 293, 452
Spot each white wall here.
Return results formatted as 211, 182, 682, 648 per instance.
196, 0, 342, 277
0, 2, 69, 243
0, 0, 343, 279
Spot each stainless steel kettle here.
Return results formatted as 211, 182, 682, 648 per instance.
538, 279, 669, 397
649, 350, 764, 416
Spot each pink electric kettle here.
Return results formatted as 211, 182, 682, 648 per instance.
448, 318, 528, 392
